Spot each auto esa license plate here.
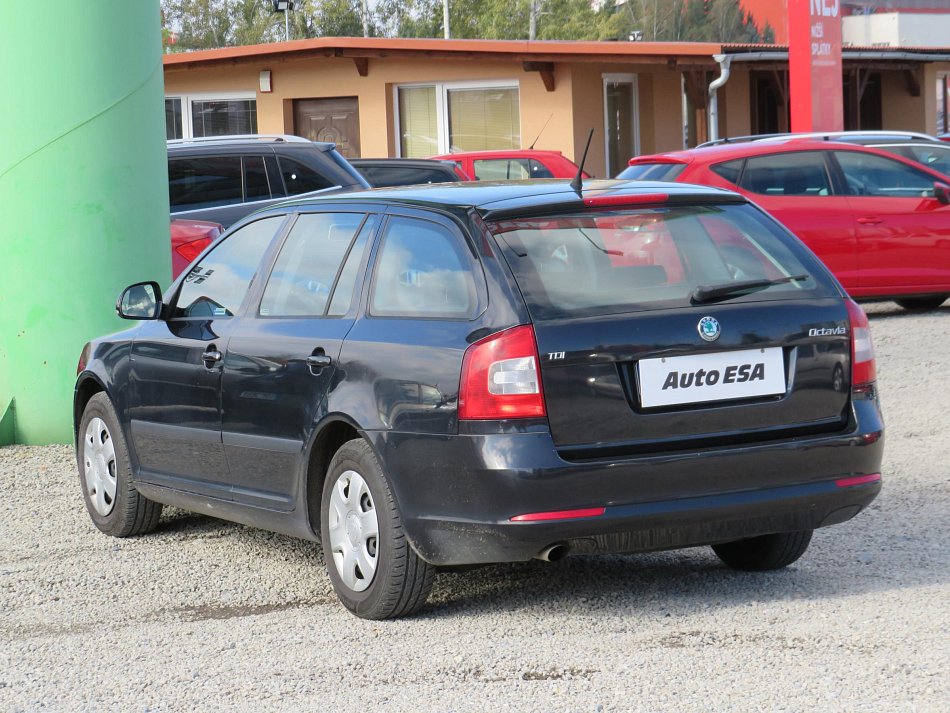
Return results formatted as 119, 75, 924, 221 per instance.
637, 347, 786, 408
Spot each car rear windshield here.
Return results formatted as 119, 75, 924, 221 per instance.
616, 162, 687, 181
489, 204, 832, 320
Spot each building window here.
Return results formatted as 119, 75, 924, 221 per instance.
396, 81, 520, 157
938, 73, 949, 135
164, 93, 258, 140
165, 98, 183, 140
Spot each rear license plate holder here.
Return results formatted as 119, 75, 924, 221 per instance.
637, 347, 786, 408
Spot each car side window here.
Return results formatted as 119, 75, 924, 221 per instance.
473, 159, 530, 180
711, 159, 744, 185
327, 216, 377, 316
370, 217, 478, 319
169, 156, 243, 211
361, 166, 454, 187
739, 152, 831, 196
905, 145, 950, 176
278, 156, 335, 196
835, 151, 936, 198
529, 159, 554, 178
243, 155, 271, 202
259, 212, 367, 318
172, 216, 285, 319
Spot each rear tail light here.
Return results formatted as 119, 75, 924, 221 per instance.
458, 325, 546, 420
174, 236, 213, 263
846, 300, 876, 388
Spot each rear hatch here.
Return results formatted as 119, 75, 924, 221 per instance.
489, 199, 852, 459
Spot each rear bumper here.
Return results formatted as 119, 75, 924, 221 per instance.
366, 397, 884, 566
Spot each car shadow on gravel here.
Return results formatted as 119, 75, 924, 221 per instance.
149, 507, 241, 539
135, 504, 949, 620
421, 539, 949, 620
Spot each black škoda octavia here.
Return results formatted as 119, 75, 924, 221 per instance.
75, 180, 883, 619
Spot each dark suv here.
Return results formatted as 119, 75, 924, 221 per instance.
167, 134, 368, 228
75, 181, 883, 619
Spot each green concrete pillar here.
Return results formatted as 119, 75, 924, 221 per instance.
0, 2, 171, 445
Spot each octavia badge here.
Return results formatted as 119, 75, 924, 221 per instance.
698, 316, 721, 342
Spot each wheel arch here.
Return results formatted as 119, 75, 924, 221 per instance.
303, 414, 366, 536
73, 374, 107, 445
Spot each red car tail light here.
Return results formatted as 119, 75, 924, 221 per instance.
846, 299, 876, 388
458, 325, 546, 420
174, 236, 214, 263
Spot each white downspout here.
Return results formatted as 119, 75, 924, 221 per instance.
707, 54, 732, 142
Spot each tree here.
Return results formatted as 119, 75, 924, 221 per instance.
161, 0, 772, 48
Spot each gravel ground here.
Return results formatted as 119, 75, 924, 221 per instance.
1, 301, 948, 712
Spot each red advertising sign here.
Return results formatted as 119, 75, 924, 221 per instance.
789, 0, 843, 132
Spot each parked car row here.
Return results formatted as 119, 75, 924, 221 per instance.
620, 133, 950, 310
163, 137, 587, 276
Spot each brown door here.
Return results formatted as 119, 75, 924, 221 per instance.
293, 97, 361, 157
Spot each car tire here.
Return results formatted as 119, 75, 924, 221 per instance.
711, 530, 813, 571
320, 439, 435, 619
77, 392, 163, 537
895, 295, 947, 311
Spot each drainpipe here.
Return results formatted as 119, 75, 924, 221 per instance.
707, 54, 732, 142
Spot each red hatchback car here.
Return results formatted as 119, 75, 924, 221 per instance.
429, 149, 587, 181
620, 140, 950, 309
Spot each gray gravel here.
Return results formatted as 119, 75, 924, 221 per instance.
2, 301, 948, 712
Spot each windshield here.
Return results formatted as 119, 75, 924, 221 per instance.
489, 204, 832, 319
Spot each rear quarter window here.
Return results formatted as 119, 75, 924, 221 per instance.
710, 159, 743, 185
370, 217, 480, 319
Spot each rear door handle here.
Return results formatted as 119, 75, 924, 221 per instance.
857, 216, 883, 225
306, 351, 332, 375
306, 355, 332, 368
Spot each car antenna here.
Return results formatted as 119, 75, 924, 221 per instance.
570, 128, 594, 195
528, 113, 554, 150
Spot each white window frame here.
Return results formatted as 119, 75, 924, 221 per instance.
393, 79, 521, 157
602, 73, 641, 177
165, 91, 258, 140
938, 72, 950, 135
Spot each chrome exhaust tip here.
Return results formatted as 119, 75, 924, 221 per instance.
535, 542, 571, 562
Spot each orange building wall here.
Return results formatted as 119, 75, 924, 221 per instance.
165, 56, 580, 165
165, 56, 701, 177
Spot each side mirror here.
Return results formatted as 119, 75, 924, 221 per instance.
116, 281, 163, 320
934, 182, 950, 205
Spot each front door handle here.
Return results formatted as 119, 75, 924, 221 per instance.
202, 349, 223, 367
306, 351, 332, 375
857, 216, 883, 225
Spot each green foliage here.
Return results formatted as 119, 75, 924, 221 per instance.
161, 0, 773, 49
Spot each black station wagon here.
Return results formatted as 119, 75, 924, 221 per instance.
75, 180, 883, 619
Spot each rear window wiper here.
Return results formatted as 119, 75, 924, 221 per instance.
690, 274, 809, 304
